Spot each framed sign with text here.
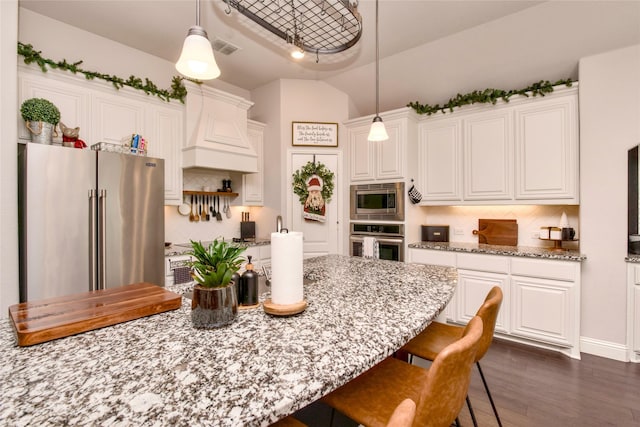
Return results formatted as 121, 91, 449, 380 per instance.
292, 121, 338, 147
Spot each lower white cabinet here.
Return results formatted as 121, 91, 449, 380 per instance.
456, 270, 509, 334
408, 248, 581, 358
240, 245, 271, 273
627, 263, 640, 362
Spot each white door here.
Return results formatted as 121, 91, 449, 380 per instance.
288, 152, 340, 258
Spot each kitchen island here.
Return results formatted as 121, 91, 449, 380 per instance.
0, 255, 456, 426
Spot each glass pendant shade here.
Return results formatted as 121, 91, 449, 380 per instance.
176, 26, 221, 80
368, 116, 389, 141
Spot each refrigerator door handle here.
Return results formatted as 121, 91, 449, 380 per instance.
98, 189, 107, 290
89, 189, 97, 292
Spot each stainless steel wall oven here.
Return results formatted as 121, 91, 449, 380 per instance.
349, 223, 405, 262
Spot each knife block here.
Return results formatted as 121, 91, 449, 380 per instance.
241, 221, 255, 241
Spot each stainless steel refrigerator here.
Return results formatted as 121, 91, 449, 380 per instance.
18, 143, 165, 302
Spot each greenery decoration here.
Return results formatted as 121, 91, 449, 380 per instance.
20, 98, 60, 124
17, 42, 189, 103
188, 239, 246, 288
408, 78, 574, 116
292, 161, 335, 205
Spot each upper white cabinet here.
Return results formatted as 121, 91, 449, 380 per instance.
242, 120, 266, 206
18, 66, 184, 205
514, 93, 579, 201
417, 117, 462, 202
417, 85, 579, 205
463, 109, 513, 201
346, 109, 416, 183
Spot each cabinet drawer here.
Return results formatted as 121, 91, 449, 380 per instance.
409, 249, 456, 267
457, 253, 509, 274
511, 258, 577, 282
633, 265, 640, 285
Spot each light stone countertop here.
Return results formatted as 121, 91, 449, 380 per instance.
409, 241, 586, 262
165, 239, 271, 257
0, 254, 457, 427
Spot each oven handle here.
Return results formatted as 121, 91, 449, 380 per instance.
350, 235, 404, 244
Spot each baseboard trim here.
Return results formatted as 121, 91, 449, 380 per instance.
580, 336, 628, 362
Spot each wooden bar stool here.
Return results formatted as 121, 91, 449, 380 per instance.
402, 286, 504, 427
269, 398, 417, 427
321, 316, 483, 427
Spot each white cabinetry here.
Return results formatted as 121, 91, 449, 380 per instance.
408, 248, 581, 358
463, 109, 513, 201
417, 85, 578, 205
347, 110, 416, 182
240, 245, 271, 273
18, 66, 184, 205
417, 117, 462, 202
242, 120, 266, 206
627, 263, 640, 362
514, 94, 579, 201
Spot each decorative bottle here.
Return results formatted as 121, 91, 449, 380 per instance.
231, 271, 242, 302
241, 256, 258, 306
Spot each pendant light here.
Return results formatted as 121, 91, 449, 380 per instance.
367, 0, 388, 142
176, 0, 221, 80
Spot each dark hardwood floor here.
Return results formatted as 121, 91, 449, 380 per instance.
294, 338, 640, 426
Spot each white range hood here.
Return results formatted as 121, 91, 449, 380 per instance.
183, 83, 258, 173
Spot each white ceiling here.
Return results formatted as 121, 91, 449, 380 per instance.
19, 0, 640, 116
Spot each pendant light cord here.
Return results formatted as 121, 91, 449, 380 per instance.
196, 0, 201, 26
375, 0, 380, 116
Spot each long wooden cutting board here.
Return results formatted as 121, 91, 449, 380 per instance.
473, 219, 518, 246
8, 282, 182, 347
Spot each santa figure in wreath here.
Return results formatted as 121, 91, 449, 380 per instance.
303, 174, 326, 222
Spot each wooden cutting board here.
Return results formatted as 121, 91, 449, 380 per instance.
8, 282, 182, 347
473, 219, 518, 246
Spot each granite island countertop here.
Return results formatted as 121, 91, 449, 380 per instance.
409, 241, 586, 262
0, 255, 457, 427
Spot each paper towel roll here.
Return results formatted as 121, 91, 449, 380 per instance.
270, 231, 304, 305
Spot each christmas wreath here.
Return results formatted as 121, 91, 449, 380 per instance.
292, 161, 335, 215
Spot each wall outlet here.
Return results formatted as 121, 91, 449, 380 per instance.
454, 227, 464, 235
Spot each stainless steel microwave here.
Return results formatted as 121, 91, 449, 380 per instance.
350, 182, 404, 221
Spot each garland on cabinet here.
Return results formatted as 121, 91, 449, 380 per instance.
407, 78, 574, 116
292, 160, 335, 223
17, 42, 188, 103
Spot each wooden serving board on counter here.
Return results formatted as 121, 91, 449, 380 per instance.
8, 282, 182, 347
473, 219, 518, 246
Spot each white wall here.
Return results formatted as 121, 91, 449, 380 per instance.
579, 44, 640, 359
0, 0, 19, 318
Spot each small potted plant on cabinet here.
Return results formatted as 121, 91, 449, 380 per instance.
20, 98, 60, 145
188, 239, 246, 328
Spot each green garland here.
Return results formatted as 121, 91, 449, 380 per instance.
17, 42, 189, 103
408, 78, 574, 116
292, 161, 335, 205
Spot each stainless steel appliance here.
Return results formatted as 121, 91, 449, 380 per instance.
18, 143, 165, 302
350, 182, 404, 221
350, 223, 405, 262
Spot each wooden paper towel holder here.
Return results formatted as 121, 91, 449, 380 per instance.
263, 299, 307, 316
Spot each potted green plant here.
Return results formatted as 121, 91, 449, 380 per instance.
20, 98, 60, 145
188, 239, 246, 328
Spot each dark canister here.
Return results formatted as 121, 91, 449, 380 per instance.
240, 256, 258, 306
231, 271, 242, 303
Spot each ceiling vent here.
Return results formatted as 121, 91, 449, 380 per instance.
212, 38, 240, 55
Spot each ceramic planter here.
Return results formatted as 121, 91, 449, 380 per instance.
191, 282, 238, 328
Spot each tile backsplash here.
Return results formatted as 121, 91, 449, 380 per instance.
420, 205, 580, 249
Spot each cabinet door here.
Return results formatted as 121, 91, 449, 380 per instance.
349, 124, 375, 182
92, 92, 146, 146
146, 105, 183, 205
376, 119, 405, 180
19, 71, 91, 142
243, 121, 265, 206
417, 118, 462, 202
456, 270, 509, 333
463, 109, 513, 200
635, 286, 640, 354
514, 94, 578, 202
510, 275, 574, 347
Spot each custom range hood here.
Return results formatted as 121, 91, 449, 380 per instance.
183, 82, 258, 173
